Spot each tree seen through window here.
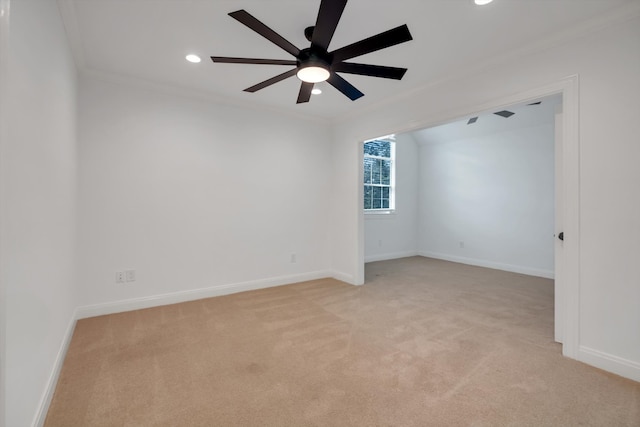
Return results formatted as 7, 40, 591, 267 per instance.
363, 136, 395, 211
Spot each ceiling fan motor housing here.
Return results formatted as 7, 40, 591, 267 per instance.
304, 26, 315, 42
297, 48, 332, 71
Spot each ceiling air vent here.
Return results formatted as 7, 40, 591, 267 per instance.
494, 110, 515, 118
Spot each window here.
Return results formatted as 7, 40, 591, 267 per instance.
363, 136, 395, 212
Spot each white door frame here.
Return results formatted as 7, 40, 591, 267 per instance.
554, 106, 564, 344
0, 1, 10, 426
356, 76, 581, 360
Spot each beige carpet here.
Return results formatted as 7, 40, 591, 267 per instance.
45, 257, 640, 426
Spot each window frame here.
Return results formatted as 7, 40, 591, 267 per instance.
363, 136, 396, 214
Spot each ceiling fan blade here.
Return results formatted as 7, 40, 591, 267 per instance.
327, 73, 364, 101
211, 57, 297, 66
244, 68, 297, 93
297, 82, 314, 104
331, 24, 413, 63
229, 10, 301, 57
332, 62, 407, 80
311, 0, 348, 51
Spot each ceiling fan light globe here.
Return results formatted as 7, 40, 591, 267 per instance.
474, 0, 493, 5
296, 66, 330, 83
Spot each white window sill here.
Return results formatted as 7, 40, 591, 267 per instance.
365, 210, 396, 219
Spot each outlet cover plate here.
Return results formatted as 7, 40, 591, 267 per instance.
125, 269, 136, 282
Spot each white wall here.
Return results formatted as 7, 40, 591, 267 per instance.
415, 122, 555, 278
364, 133, 419, 262
77, 76, 332, 310
2, 0, 79, 425
331, 13, 640, 378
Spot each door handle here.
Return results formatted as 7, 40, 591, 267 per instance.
558, 232, 564, 241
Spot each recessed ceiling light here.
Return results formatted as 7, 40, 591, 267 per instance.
475, 0, 493, 5
311, 88, 322, 95
185, 54, 201, 63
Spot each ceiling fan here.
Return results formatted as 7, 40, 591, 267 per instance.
211, 0, 413, 104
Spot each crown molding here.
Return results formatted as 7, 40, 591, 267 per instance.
56, 0, 85, 70
334, 1, 640, 125
81, 67, 331, 126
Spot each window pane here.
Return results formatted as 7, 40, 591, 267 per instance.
372, 159, 381, 184
381, 159, 391, 185
364, 185, 372, 199
364, 186, 372, 209
363, 158, 374, 184
382, 198, 389, 209
372, 186, 382, 201
364, 140, 391, 157
373, 198, 382, 209
364, 193, 372, 209
379, 141, 391, 157
382, 187, 389, 199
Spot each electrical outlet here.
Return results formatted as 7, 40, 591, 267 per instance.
125, 269, 136, 282
115, 271, 125, 284
459, 241, 465, 249
290, 254, 297, 264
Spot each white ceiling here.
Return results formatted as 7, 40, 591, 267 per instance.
58, 0, 634, 120
411, 94, 562, 144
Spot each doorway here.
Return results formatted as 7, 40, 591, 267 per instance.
357, 77, 580, 359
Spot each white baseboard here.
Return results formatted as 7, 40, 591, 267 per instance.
33, 270, 340, 425
579, 346, 640, 383
33, 310, 78, 427
364, 250, 419, 263
76, 270, 332, 319
418, 251, 555, 279
331, 270, 358, 285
